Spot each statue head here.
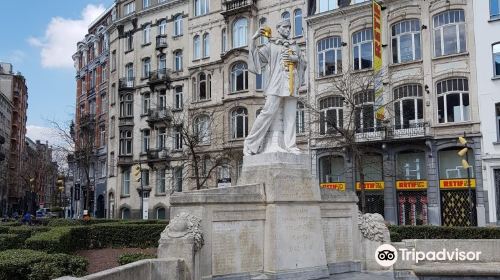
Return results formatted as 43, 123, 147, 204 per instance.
276, 19, 291, 39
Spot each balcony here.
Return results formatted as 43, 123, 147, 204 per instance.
79, 114, 96, 129
146, 148, 170, 162
117, 155, 133, 166
156, 35, 168, 49
118, 116, 134, 127
354, 122, 430, 143
119, 77, 135, 90
221, 0, 256, 19
148, 69, 171, 89
146, 107, 172, 126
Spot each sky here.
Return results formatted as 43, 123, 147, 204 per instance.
0, 0, 114, 146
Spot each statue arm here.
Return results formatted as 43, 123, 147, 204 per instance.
248, 37, 271, 74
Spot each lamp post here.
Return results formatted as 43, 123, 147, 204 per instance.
458, 133, 474, 226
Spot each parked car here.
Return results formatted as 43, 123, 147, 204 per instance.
36, 208, 58, 219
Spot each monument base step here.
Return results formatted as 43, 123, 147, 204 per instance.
327, 261, 361, 275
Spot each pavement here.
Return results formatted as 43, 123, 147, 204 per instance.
330, 272, 395, 280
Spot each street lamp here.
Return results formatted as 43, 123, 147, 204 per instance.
457, 133, 474, 226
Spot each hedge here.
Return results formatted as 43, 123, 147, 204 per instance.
118, 252, 156, 265
25, 223, 166, 253
0, 234, 23, 250
46, 218, 168, 227
0, 249, 87, 280
389, 225, 500, 242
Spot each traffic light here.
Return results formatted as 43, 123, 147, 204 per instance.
133, 164, 141, 182
457, 136, 470, 169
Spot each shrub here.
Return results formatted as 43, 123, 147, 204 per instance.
8, 226, 49, 240
0, 249, 87, 280
25, 227, 79, 253
117, 252, 156, 265
87, 223, 165, 249
0, 234, 23, 250
47, 219, 82, 227
389, 225, 500, 242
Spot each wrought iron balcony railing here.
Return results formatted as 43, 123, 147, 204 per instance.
354, 122, 430, 142
119, 77, 135, 90
146, 148, 170, 161
221, 0, 256, 18
146, 107, 172, 125
156, 35, 168, 49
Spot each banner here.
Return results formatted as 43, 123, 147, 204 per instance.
396, 180, 428, 190
320, 182, 346, 191
356, 181, 384, 191
373, 0, 384, 120
440, 179, 476, 189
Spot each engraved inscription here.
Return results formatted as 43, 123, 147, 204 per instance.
322, 217, 353, 262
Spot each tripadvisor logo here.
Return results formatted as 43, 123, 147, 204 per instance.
375, 244, 482, 267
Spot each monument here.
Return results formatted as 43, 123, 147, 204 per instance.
160, 20, 390, 280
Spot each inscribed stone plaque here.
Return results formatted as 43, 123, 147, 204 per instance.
212, 220, 264, 276
322, 217, 353, 263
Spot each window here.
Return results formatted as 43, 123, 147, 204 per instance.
122, 168, 130, 195
317, 36, 342, 77
157, 169, 166, 194
99, 125, 106, 147
89, 99, 96, 115
197, 73, 211, 100
433, 10, 466, 57
231, 62, 248, 92
156, 207, 166, 219
111, 50, 116, 70
354, 90, 381, 132
352, 29, 373, 70
222, 28, 227, 52
439, 148, 474, 179
492, 0, 500, 19
173, 167, 183, 192
174, 50, 183, 71
109, 152, 115, 176
110, 116, 115, 137
142, 93, 150, 114
393, 84, 423, 129
397, 151, 426, 180
124, 1, 135, 15
121, 208, 130, 219
174, 126, 183, 150
142, 58, 151, 78
158, 54, 166, 72
294, 9, 303, 37
194, 0, 209, 16
143, 24, 151, 44
119, 130, 133, 155
232, 18, 248, 48
231, 107, 248, 139
319, 155, 345, 183
194, 114, 210, 144
193, 35, 201, 59
100, 159, 107, 178
203, 33, 210, 58
217, 161, 232, 181
125, 63, 134, 82
126, 32, 134, 51
319, 96, 344, 134
90, 69, 96, 88
296, 102, 305, 134
141, 169, 150, 186
174, 86, 183, 109
316, 0, 338, 13
496, 103, 500, 141
158, 127, 166, 149
392, 19, 421, 63
142, 129, 150, 152
256, 72, 264, 90
120, 93, 133, 117
281, 11, 290, 20
174, 14, 183, 36
259, 18, 268, 45
143, 0, 150, 8
159, 89, 166, 109
437, 78, 470, 123
494, 43, 500, 77
158, 19, 167, 35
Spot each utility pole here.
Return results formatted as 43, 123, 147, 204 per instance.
458, 133, 474, 226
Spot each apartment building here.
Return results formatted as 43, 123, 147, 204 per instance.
0, 90, 12, 215
72, 7, 113, 218
103, 0, 306, 219
474, 0, 500, 225
0, 62, 28, 216
307, 0, 486, 226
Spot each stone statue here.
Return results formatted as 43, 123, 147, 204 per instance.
244, 19, 307, 156
357, 211, 390, 242
160, 212, 204, 251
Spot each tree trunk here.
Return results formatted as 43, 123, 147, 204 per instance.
356, 152, 367, 214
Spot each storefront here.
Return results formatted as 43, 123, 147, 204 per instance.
396, 150, 428, 225
319, 155, 346, 191
356, 154, 384, 216
438, 148, 477, 226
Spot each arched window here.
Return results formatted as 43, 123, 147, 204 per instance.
121, 168, 131, 194
231, 62, 248, 92
231, 107, 248, 139
319, 96, 344, 134
174, 50, 183, 71
232, 18, 248, 48
433, 10, 466, 57
193, 35, 201, 59
317, 36, 342, 76
221, 28, 227, 52
158, 54, 166, 71
199, 73, 207, 100
158, 19, 167, 35
354, 90, 379, 132
296, 102, 305, 134
174, 14, 183, 36
119, 93, 133, 117
121, 207, 130, 219
143, 24, 151, 44
493, 42, 500, 76
437, 78, 470, 123
174, 86, 183, 110
281, 11, 290, 20
194, 114, 211, 144
391, 19, 421, 63
352, 29, 373, 70
203, 33, 210, 57
393, 84, 423, 129
156, 207, 166, 219
294, 9, 303, 37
